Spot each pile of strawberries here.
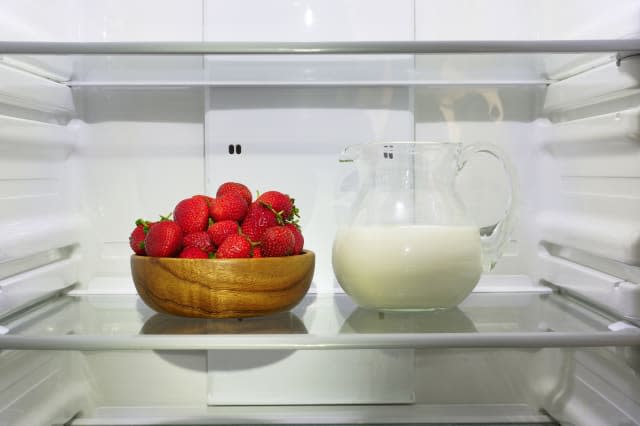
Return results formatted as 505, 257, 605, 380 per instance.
129, 182, 304, 259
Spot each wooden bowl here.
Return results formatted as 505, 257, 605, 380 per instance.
131, 250, 315, 319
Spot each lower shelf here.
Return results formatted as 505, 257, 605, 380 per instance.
71, 404, 556, 425
2, 329, 639, 424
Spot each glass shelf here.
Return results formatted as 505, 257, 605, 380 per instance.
2, 40, 638, 87
1, 292, 639, 351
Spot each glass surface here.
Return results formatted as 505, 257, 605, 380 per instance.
0, 52, 627, 86
1, 291, 621, 340
332, 142, 517, 310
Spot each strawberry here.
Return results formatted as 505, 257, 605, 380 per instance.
215, 234, 252, 259
144, 220, 183, 257
212, 193, 248, 222
252, 246, 263, 258
217, 182, 252, 205
174, 197, 209, 234
257, 191, 296, 220
192, 194, 215, 208
261, 226, 295, 257
129, 219, 150, 255
241, 202, 278, 242
207, 198, 217, 219
207, 220, 239, 247
179, 246, 209, 259
284, 223, 304, 255
183, 231, 214, 254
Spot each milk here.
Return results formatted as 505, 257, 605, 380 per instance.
332, 225, 482, 310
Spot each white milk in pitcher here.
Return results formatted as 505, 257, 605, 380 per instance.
332, 225, 483, 310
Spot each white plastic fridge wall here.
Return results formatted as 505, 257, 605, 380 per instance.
1, 1, 640, 426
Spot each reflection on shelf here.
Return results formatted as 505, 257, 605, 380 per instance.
141, 312, 307, 335
341, 307, 477, 334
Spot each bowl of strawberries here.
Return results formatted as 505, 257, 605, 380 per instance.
129, 182, 314, 319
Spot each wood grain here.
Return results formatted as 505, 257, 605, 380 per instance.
131, 250, 315, 318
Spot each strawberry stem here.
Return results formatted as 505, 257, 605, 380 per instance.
258, 200, 285, 225
136, 218, 152, 233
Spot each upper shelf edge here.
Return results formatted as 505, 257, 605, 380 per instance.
0, 40, 639, 55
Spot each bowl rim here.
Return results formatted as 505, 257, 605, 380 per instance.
131, 249, 314, 262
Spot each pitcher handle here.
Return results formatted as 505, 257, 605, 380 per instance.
457, 144, 519, 272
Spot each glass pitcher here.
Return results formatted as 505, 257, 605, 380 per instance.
332, 141, 518, 311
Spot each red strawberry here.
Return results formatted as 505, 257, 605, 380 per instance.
183, 231, 214, 253
174, 197, 209, 234
217, 182, 252, 205
207, 220, 239, 247
207, 198, 217, 219
216, 234, 252, 259
257, 191, 295, 220
144, 220, 183, 257
212, 193, 248, 222
284, 223, 304, 255
192, 194, 215, 208
179, 246, 209, 259
252, 246, 263, 258
129, 219, 150, 255
241, 201, 278, 242
261, 226, 295, 257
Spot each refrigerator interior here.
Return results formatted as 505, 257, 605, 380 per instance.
1, 1, 640, 425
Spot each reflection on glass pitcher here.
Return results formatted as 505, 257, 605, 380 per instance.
332, 141, 518, 311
